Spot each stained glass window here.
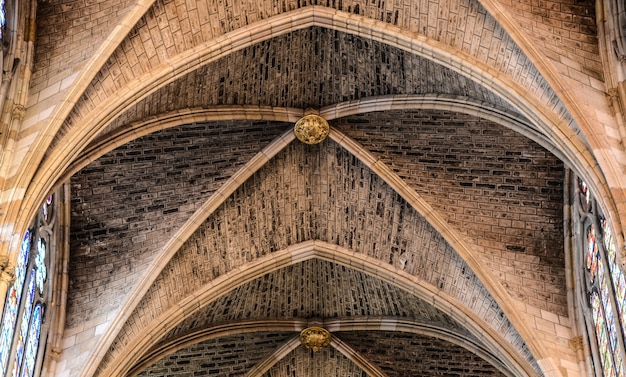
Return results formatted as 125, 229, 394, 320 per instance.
591, 292, 617, 377
10, 270, 35, 377
0, 232, 31, 375
588, 226, 599, 283
20, 304, 42, 377
577, 178, 626, 376
0, 193, 56, 377
34, 240, 45, 296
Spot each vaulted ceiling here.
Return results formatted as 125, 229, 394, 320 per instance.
67, 111, 564, 376
24, 0, 604, 375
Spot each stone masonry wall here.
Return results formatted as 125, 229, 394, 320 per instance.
33, 0, 134, 91
496, 0, 601, 81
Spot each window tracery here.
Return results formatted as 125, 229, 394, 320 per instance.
0, 195, 55, 377
576, 179, 626, 376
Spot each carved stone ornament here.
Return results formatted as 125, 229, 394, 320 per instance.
294, 113, 329, 145
300, 326, 331, 352
569, 335, 583, 352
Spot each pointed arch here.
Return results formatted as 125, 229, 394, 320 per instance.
16, 6, 602, 269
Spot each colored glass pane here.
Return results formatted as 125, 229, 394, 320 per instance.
35, 239, 46, 295
20, 304, 42, 377
601, 218, 626, 340
588, 226, 599, 283
0, 232, 31, 375
598, 261, 619, 354
598, 261, 626, 374
592, 292, 617, 377
10, 270, 36, 377
616, 272, 626, 337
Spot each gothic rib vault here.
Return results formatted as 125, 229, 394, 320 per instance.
1, 0, 619, 375
67, 113, 566, 377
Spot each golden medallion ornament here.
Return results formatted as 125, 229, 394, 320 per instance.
294, 111, 329, 145
300, 326, 331, 352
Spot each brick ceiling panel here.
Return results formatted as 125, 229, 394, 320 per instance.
137, 329, 510, 376
336, 331, 509, 377
158, 259, 474, 344
52, 0, 578, 158
136, 332, 296, 377
68, 120, 290, 328
96, 136, 539, 376
97, 27, 516, 142
32, 0, 135, 90
139, 259, 506, 376
492, 0, 601, 80
333, 110, 566, 316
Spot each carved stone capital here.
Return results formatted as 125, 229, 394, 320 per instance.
2, 71, 12, 84
11, 105, 25, 121
0, 253, 14, 285
569, 336, 583, 352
